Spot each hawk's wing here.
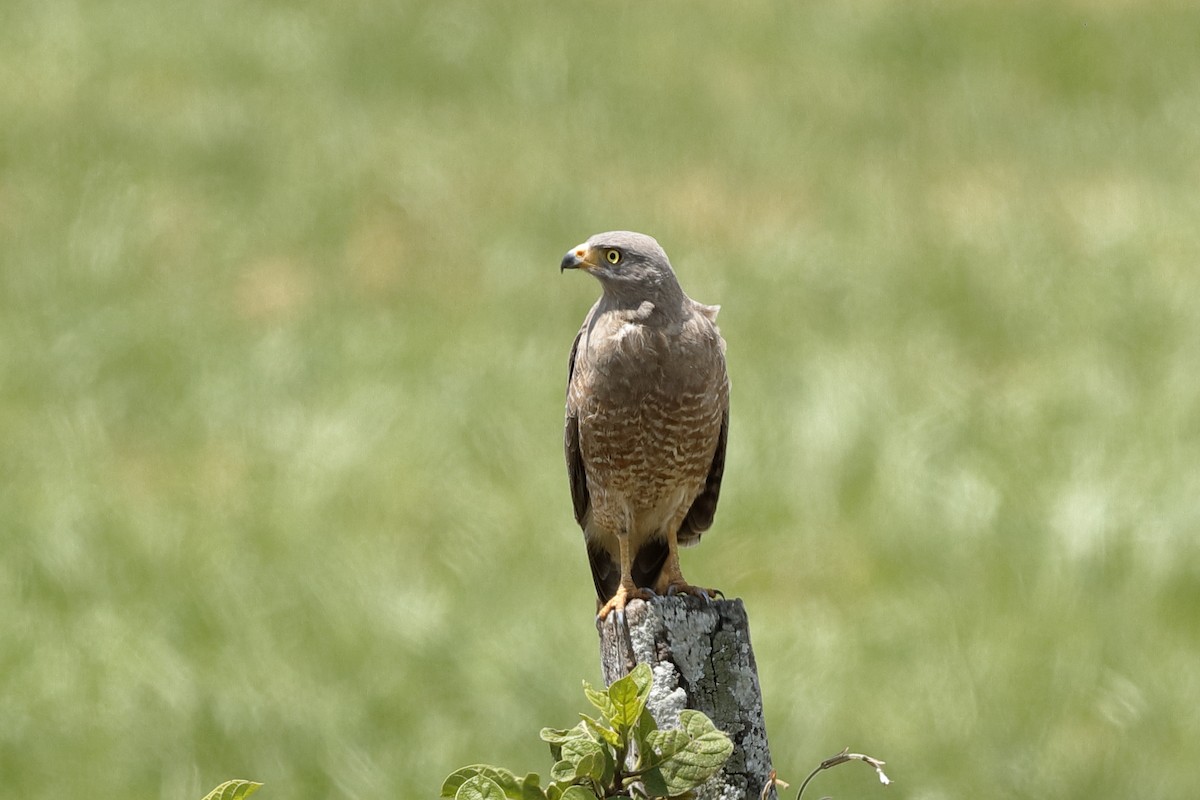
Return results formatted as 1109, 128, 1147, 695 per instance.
679, 397, 729, 545
678, 303, 728, 544
567, 315, 651, 602
564, 326, 589, 527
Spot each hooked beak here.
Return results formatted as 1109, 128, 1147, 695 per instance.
560, 243, 596, 273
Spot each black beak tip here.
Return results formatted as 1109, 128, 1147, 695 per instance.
560, 253, 578, 272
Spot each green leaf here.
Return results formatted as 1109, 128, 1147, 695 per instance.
441, 766, 524, 800
558, 786, 599, 800
653, 711, 733, 795
541, 724, 591, 760
455, 775, 507, 800
607, 663, 652, 730
639, 767, 670, 799
564, 737, 603, 763
562, 738, 606, 783
631, 706, 658, 757
629, 662, 653, 697
582, 679, 617, 721
200, 780, 262, 800
519, 773, 547, 800
579, 713, 620, 747
550, 760, 576, 784
644, 727, 690, 764
540, 725, 591, 745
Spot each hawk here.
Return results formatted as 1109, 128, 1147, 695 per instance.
561, 231, 729, 620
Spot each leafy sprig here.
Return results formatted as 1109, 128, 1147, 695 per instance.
441, 663, 733, 800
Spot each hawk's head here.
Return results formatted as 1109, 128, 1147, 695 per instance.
560, 231, 679, 298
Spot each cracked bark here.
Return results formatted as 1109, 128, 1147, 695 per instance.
597, 596, 776, 800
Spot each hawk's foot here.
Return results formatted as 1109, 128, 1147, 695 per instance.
663, 582, 723, 602
596, 584, 655, 622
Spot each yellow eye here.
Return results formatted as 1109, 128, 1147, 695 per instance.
606, 249, 621, 264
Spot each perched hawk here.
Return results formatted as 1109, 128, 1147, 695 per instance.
561, 231, 729, 620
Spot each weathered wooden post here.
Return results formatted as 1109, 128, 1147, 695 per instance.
597, 596, 776, 800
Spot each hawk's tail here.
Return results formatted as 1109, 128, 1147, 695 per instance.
587, 539, 669, 604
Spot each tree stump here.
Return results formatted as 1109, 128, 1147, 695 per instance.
597, 596, 776, 800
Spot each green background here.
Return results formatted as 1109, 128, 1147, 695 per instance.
3, 1, 1198, 798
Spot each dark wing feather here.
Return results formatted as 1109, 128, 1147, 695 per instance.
679, 407, 728, 544
564, 328, 589, 526
587, 543, 617, 602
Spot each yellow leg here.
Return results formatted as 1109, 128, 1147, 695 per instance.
653, 524, 720, 600
597, 532, 654, 620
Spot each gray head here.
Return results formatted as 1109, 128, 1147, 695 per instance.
560, 231, 684, 307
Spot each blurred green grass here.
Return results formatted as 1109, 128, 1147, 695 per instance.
3, 1, 1200, 798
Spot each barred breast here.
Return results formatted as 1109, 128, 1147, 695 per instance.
571, 312, 728, 552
